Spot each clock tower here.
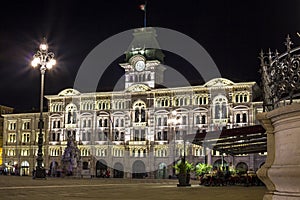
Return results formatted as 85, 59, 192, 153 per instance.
120, 27, 165, 90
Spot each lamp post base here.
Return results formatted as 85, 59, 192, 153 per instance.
35, 167, 46, 179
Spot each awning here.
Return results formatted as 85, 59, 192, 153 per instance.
185, 125, 266, 156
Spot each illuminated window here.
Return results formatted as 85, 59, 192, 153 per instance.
8, 122, 16, 130
133, 100, 146, 123
213, 96, 228, 119
65, 103, 77, 124
97, 149, 107, 157
8, 133, 16, 143
22, 122, 30, 130
21, 149, 30, 156
22, 133, 30, 143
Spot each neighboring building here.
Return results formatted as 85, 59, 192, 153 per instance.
0, 105, 14, 166
2, 112, 48, 175
2, 27, 266, 177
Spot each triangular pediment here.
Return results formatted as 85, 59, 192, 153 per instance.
58, 88, 81, 96
126, 84, 151, 92
203, 78, 234, 87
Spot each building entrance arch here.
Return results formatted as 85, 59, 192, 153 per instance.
213, 159, 228, 169
21, 161, 30, 176
132, 160, 145, 179
236, 162, 248, 174
49, 161, 58, 177
113, 162, 124, 178
96, 159, 107, 177
157, 163, 167, 179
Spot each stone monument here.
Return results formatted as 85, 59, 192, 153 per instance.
61, 135, 82, 177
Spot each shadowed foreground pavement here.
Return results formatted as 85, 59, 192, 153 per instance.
0, 176, 266, 200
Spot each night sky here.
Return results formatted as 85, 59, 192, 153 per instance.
1, 0, 300, 112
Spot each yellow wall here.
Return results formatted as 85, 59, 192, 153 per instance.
0, 148, 2, 165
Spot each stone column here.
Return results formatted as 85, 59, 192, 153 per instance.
257, 103, 300, 200
207, 148, 212, 165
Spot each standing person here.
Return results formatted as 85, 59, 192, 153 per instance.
32, 168, 36, 179
106, 170, 110, 178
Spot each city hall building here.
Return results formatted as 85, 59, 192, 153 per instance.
2, 28, 266, 178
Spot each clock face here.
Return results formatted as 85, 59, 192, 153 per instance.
135, 60, 145, 71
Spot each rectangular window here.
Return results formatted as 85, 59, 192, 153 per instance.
120, 132, 125, 141
9, 122, 16, 130
23, 122, 30, 130
163, 131, 168, 140
8, 133, 16, 143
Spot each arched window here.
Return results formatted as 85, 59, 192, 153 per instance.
120, 132, 124, 141
201, 115, 206, 124
82, 132, 86, 141
157, 117, 161, 126
141, 108, 145, 122
180, 98, 184, 106
244, 95, 248, 102
182, 116, 187, 125
194, 97, 198, 105
242, 113, 247, 123
196, 115, 200, 124
213, 96, 228, 119
52, 132, 56, 141
133, 100, 147, 123
65, 103, 77, 124
57, 133, 60, 141
157, 132, 161, 140
236, 114, 241, 123
161, 99, 165, 107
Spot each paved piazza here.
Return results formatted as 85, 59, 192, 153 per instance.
0, 176, 266, 200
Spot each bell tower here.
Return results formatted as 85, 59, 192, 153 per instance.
120, 27, 165, 90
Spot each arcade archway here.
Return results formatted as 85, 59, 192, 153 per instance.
157, 163, 167, 179
21, 161, 30, 176
113, 162, 124, 178
236, 162, 248, 174
132, 160, 145, 179
96, 160, 107, 177
213, 159, 228, 169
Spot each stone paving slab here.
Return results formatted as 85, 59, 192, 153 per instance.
0, 176, 266, 200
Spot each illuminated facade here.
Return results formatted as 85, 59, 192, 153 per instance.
0, 105, 13, 167
2, 28, 266, 177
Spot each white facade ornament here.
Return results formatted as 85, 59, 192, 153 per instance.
58, 88, 81, 96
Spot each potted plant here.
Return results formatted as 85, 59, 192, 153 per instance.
195, 163, 212, 185
174, 158, 193, 187
195, 163, 212, 176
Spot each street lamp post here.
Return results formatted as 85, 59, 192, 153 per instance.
31, 38, 56, 178
168, 110, 180, 177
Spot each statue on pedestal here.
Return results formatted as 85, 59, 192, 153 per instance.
61, 135, 81, 176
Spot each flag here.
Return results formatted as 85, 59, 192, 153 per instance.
140, 4, 146, 11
